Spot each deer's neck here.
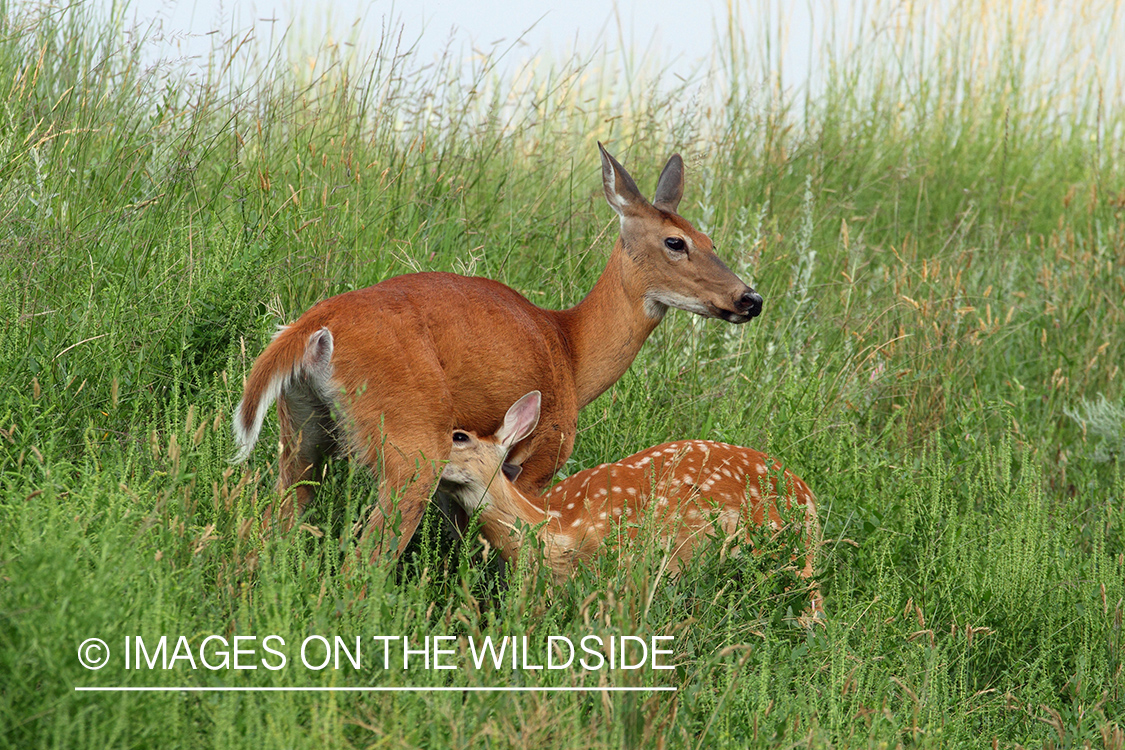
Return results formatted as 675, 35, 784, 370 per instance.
556, 243, 663, 408
484, 484, 596, 582
477, 484, 551, 563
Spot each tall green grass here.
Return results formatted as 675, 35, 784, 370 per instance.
1, 0, 1123, 747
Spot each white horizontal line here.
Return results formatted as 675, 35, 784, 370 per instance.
75, 686, 676, 693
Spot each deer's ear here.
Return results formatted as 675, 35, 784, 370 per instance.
599, 142, 648, 218
498, 391, 541, 448
501, 462, 523, 482
652, 154, 684, 212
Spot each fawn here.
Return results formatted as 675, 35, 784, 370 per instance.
440, 391, 823, 616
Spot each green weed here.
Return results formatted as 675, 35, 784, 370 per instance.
1, 0, 1123, 747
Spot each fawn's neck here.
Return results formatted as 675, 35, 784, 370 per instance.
481, 475, 611, 577
475, 482, 554, 563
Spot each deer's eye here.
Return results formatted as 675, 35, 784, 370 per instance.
664, 237, 687, 253
452, 431, 471, 443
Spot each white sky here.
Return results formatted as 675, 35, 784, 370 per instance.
114, 0, 821, 90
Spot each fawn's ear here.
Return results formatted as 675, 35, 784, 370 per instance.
599, 142, 648, 218
652, 153, 684, 212
497, 391, 541, 448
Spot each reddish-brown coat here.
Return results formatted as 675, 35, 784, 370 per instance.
233, 145, 762, 556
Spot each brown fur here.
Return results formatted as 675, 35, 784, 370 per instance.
233, 145, 762, 557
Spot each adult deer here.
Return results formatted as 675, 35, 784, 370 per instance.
232, 143, 762, 556
440, 391, 822, 616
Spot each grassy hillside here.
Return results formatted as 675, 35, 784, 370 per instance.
1, 0, 1122, 747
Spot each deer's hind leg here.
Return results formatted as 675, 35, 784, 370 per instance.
274, 382, 338, 528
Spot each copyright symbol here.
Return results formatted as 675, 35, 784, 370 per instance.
78, 638, 110, 670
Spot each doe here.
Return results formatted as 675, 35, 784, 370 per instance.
232, 144, 763, 556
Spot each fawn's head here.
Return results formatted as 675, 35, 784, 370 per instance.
599, 143, 763, 324
440, 391, 542, 512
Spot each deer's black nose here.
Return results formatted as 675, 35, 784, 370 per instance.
737, 290, 763, 318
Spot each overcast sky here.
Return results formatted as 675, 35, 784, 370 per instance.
114, 0, 822, 90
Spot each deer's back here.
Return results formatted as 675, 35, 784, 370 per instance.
291, 272, 579, 486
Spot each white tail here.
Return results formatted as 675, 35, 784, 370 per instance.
233, 144, 763, 557
440, 392, 823, 617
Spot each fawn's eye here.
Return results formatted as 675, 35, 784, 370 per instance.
664, 237, 686, 253
452, 431, 470, 443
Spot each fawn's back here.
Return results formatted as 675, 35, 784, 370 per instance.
539, 440, 818, 574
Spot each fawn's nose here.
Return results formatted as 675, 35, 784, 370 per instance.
737, 290, 763, 319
